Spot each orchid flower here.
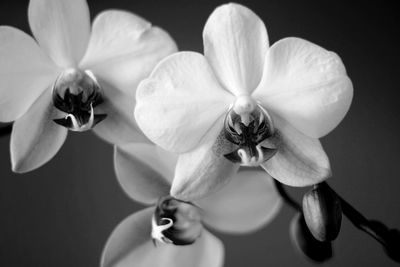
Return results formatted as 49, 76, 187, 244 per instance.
0, 0, 177, 173
134, 3, 353, 200
102, 143, 282, 267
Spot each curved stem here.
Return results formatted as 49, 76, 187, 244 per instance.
326, 183, 400, 263
273, 179, 301, 211
0, 123, 12, 137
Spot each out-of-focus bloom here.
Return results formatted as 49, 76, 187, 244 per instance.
101, 143, 282, 267
0, 0, 176, 172
135, 3, 353, 200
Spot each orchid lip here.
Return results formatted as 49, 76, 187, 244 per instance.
151, 196, 203, 246
151, 215, 174, 245
223, 103, 276, 166
52, 69, 106, 132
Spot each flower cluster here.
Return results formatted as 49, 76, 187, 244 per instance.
0, 1, 355, 266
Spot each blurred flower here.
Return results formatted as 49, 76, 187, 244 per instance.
0, 0, 177, 172
101, 143, 282, 267
135, 3, 353, 200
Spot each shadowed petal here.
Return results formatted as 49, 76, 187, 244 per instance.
92, 80, 150, 145
114, 143, 177, 204
171, 117, 239, 201
102, 208, 224, 267
260, 116, 331, 187
198, 170, 282, 234
253, 37, 353, 138
203, 3, 268, 96
0, 26, 59, 122
28, 0, 91, 67
80, 10, 177, 96
135, 52, 234, 153
10, 89, 67, 173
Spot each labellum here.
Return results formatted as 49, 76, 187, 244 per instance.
302, 182, 342, 242
151, 196, 203, 246
223, 96, 277, 166
52, 69, 107, 132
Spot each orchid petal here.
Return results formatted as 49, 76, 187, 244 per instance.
203, 3, 268, 96
253, 37, 353, 138
114, 143, 177, 204
92, 80, 150, 145
261, 116, 331, 187
80, 10, 177, 96
28, 0, 91, 67
198, 170, 282, 234
102, 208, 224, 267
0, 26, 59, 122
171, 117, 239, 201
135, 52, 234, 153
10, 89, 67, 173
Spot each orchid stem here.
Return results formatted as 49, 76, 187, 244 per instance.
274, 179, 301, 211
0, 123, 12, 137
326, 183, 400, 263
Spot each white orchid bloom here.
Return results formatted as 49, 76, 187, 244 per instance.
0, 0, 177, 173
101, 143, 282, 267
135, 3, 353, 200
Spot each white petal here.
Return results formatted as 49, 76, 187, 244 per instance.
10, 89, 67, 173
171, 117, 239, 201
28, 0, 91, 67
197, 170, 282, 234
0, 26, 59, 122
114, 143, 177, 204
92, 80, 150, 145
253, 37, 353, 138
135, 52, 234, 153
80, 10, 177, 96
260, 116, 331, 187
102, 208, 224, 267
203, 3, 268, 96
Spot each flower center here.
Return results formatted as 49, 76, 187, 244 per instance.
223, 96, 277, 166
52, 69, 107, 132
151, 196, 202, 246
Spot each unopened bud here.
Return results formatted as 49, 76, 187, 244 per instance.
152, 196, 202, 246
290, 212, 333, 262
302, 182, 342, 242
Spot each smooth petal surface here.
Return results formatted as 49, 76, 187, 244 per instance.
135, 52, 234, 153
261, 116, 331, 187
171, 117, 239, 201
203, 3, 268, 96
114, 143, 177, 204
198, 170, 282, 234
93, 80, 150, 145
28, 0, 91, 67
80, 10, 177, 96
102, 208, 224, 267
253, 37, 353, 138
10, 89, 67, 173
0, 26, 59, 122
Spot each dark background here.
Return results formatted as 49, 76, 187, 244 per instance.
1, 0, 399, 266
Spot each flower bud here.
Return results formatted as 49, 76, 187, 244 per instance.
290, 212, 333, 262
151, 196, 203, 246
302, 183, 342, 242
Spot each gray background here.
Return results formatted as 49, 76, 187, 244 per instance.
1, 0, 399, 266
